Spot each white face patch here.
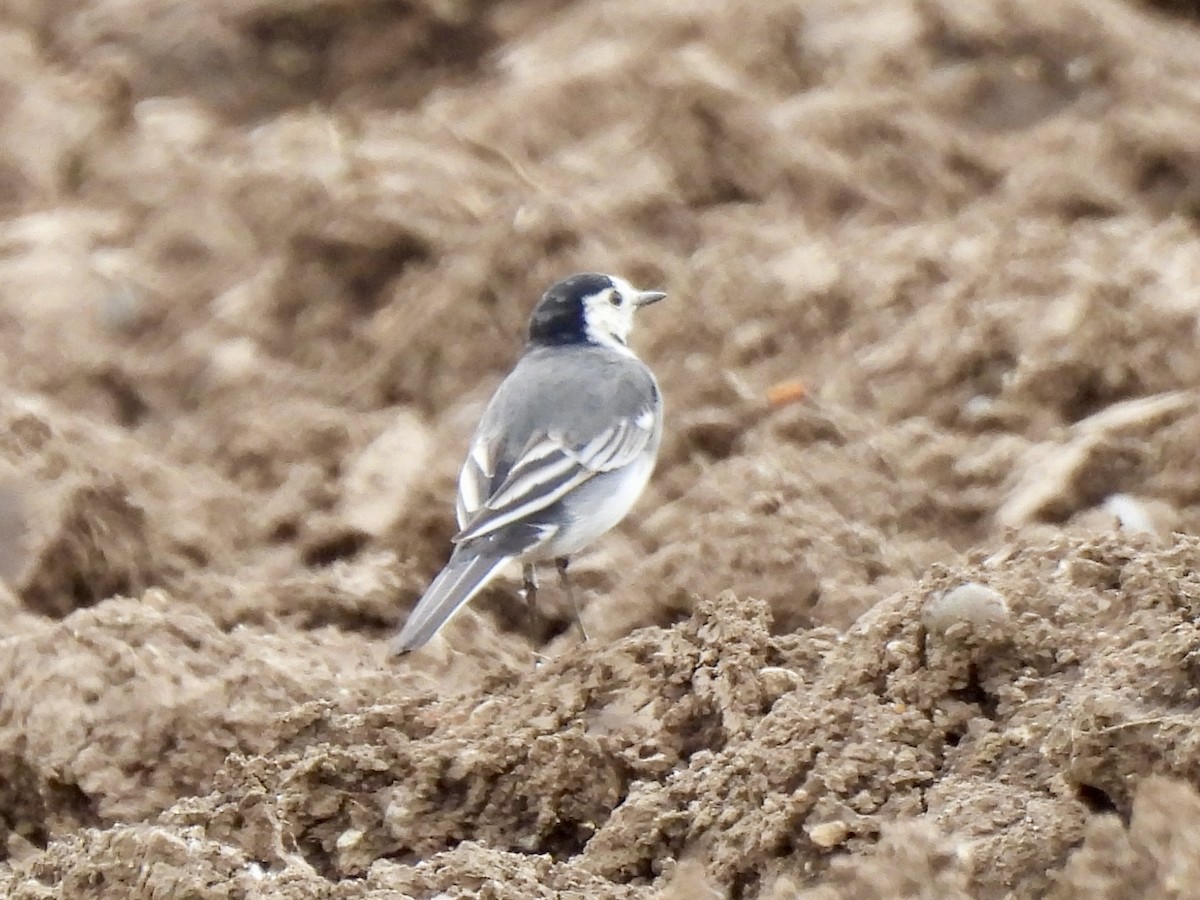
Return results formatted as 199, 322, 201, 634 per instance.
581, 276, 640, 351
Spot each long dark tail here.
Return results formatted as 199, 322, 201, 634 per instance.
390, 549, 511, 655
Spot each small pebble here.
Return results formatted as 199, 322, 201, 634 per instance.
807, 820, 851, 848
1102, 493, 1155, 535
922, 582, 1011, 635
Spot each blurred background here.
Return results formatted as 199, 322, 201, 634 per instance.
2, 0, 1200, 896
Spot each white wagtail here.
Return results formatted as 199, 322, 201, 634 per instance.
391, 272, 666, 655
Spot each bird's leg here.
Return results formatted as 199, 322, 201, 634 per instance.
522, 563, 538, 607
522, 563, 548, 654
556, 556, 590, 642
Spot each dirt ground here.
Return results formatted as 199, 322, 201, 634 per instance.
1, 0, 1200, 896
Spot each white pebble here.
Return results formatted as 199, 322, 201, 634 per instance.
922, 582, 1011, 634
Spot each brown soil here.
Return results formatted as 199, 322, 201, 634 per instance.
3, 0, 1200, 896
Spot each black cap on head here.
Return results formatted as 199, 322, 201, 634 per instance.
528, 273, 614, 345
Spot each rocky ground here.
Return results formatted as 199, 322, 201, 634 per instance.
2, 0, 1200, 897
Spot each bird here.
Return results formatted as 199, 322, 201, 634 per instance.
391, 272, 666, 655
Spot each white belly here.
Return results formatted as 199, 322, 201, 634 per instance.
524, 451, 657, 561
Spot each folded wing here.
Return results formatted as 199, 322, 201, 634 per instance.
453, 412, 655, 546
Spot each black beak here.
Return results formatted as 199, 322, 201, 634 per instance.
633, 289, 667, 308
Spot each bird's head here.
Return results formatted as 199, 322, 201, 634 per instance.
528, 273, 666, 349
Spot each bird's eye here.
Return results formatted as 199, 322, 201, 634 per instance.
608, 291, 623, 307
